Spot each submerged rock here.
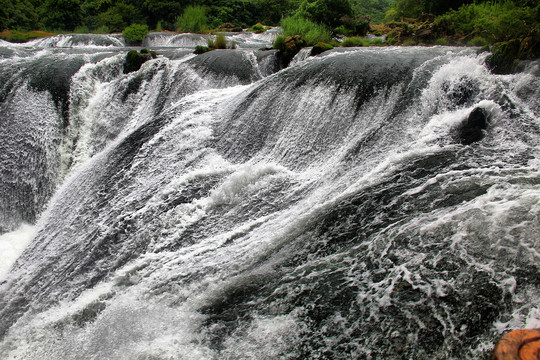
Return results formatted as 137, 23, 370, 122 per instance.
458, 107, 489, 145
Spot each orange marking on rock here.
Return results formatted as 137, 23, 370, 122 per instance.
491, 329, 540, 360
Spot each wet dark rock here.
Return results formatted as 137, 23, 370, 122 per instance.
189, 49, 262, 84
24, 55, 87, 126
254, 49, 282, 76
276, 35, 306, 67
458, 107, 489, 145
123, 50, 154, 74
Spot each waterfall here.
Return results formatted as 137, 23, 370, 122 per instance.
28, 34, 125, 48
0, 41, 538, 359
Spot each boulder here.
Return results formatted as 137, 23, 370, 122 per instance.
458, 107, 489, 145
310, 42, 334, 56
275, 35, 306, 67
123, 50, 155, 74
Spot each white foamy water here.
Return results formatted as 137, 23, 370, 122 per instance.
0, 44, 538, 359
0, 224, 36, 280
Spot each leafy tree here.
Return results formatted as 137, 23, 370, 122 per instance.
40, 0, 82, 31
391, 0, 423, 18
142, 0, 185, 29
295, 0, 353, 28
98, 3, 143, 32
249, 0, 299, 25
350, 0, 394, 24
0, 0, 39, 30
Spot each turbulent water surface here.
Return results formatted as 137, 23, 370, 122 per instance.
0, 33, 539, 359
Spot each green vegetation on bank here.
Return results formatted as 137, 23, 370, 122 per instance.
0, 0, 393, 34
175, 6, 208, 33
1, 0, 538, 74
435, 1, 538, 44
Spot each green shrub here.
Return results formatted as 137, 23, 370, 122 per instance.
371, 38, 384, 46
207, 33, 236, 50
281, 16, 331, 46
334, 25, 350, 36
386, 37, 397, 46
207, 33, 227, 49
122, 24, 149, 45
468, 36, 488, 47
176, 6, 208, 33
341, 36, 371, 47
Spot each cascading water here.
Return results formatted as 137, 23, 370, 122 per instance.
143, 29, 280, 49
28, 34, 126, 48
0, 37, 538, 360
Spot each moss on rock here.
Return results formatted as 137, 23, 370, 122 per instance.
123, 50, 154, 74
274, 35, 306, 67
310, 42, 334, 56
484, 36, 540, 74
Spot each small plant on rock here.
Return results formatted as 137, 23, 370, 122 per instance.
249, 23, 266, 33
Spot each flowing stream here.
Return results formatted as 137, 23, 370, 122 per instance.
0, 33, 539, 359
